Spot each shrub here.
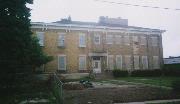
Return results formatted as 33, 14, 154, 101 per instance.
131, 69, 162, 77
112, 70, 129, 77
163, 68, 180, 77
172, 80, 180, 92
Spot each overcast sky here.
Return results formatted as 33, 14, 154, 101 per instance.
28, 0, 180, 58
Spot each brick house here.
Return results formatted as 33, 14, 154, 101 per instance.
31, 16, 165, 74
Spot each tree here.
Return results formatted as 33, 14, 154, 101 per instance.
0, 0, 52, 88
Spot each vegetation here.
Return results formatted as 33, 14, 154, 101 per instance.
112, 69, 129, 77
131, 70, 162, 77
0, 0, 52, 90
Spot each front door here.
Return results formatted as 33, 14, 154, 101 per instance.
93, 60, 101, 73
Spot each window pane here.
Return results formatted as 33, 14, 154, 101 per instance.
79, 33, 86, 47
59, 56, 66, 70
106, 34, 113, 44
151, 37, 158, 46
94, 34, 100, 44
79, 56, 86, 70
37, 32, 44, 46
116, 55, 122, 69
142, 56, 148, 69
58, 34, 65, 47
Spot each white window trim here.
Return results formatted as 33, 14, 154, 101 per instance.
94, 34, 100, 44
58, 55, 66, 70
58, 33, 66, 47
106, 34, 113, 44
116, 55, 122, 69
134, 55, 140, 70
79, 55, 87, 70
79, 33, 86, 47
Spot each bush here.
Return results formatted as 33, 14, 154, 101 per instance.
112, 70, 129, 77
131, 69, 162, 77
172, 80, 180, 92
163, 68, 180, 76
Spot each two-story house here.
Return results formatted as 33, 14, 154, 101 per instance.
31, 16, 165, 74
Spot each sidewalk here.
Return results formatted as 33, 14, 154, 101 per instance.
114, 99, 180, 104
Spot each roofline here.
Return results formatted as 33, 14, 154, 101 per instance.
31, 22, 165, 34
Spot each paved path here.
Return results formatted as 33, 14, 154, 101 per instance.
114, 99, 180, 104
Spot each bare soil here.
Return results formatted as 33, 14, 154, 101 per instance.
63, 85, 179, 104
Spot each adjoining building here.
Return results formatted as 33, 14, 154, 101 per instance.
31, 16, 165, 74
164, 56, 180, 64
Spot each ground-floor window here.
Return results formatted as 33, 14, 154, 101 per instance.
58, 55, 66, 70
116, 55, 122, 69
79, 55, 86, 70
142, 56, 148, 69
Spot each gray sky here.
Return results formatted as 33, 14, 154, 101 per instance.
28, 0, 180, 58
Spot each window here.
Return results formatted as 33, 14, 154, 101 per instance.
140, 36, 147, 45
106, 34, 113, 44
58, 55, 66, 70
151, 37, 158, 46
134, 55, 140, 69
124, 36, 130, 45
142, 56, 148, 69
79, 55, 86, 70
79, 33, 86, 47
36, 32, 44, 46
58, 33, 65, 47
116, 55, 122, 69
94, 34, 100, 44
108, 55, 114, 70
115, 35, 122, 44
133, 36, 138, 42
153, 56, 160, 69
125, 55, 131, 70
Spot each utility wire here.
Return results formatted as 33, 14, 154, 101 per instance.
94, 0, 180, 11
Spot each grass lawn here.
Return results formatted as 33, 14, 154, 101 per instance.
115, 77, 180, 87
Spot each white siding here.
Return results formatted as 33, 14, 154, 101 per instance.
79, 55, 86, 70
116, 55, 122, 69
153, 56, 160, 69
79, 33, 86, 47
142, 56, 148, 69
58, 55, 66, 70
108, 55, 114, 70
134, 55, 140, 69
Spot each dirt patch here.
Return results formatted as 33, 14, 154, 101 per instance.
63, 85, 179, 104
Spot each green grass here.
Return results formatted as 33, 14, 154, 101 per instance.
115, 77, 180, 87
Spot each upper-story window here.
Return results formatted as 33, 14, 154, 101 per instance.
151, 36, 158, 46
58, 33, 65, 47
115, 35, 122, 44
94, 34, 100, 44
79, 33, 86, 47
106, 34, 113, 44
124, 36, 130, 45
140, 36, 147, 45
36, 32, 44, 46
